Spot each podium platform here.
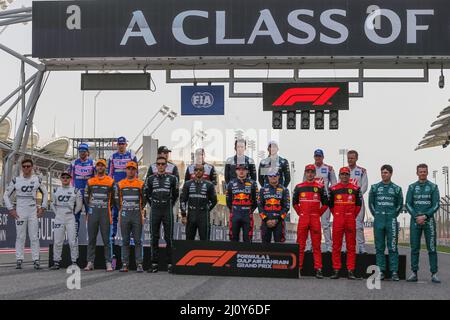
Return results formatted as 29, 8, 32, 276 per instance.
300, 251, 406, 279
49, 244, 169, 271
50, 242, 406, 279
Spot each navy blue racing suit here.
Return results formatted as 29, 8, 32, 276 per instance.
258, 184, 290, 243
226, 178, 258, 242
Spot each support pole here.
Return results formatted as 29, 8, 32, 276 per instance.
21, 60, 25, 114
4, 71, 44, 184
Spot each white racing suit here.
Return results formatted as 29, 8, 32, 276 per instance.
3, 175, 48, 261
303, 163, 337, 252
51, 186, 83, 263
347, 165, 368, 253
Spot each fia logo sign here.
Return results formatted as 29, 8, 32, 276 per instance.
191, 92, 214, 109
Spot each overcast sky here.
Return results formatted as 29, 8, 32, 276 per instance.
1, 0, 449, 198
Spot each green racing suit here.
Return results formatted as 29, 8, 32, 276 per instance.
405, 180, 440, 274
368, 181, 403, 273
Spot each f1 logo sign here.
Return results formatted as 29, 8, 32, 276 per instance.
272, 87, 340, 107
176, 250, 237, 267
263, 82, 349, 111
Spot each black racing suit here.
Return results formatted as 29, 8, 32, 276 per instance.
146, 161, 180, 183
226, 178, 258, 242
180, 179, 218, 240
184, 162, 218, 185
144, 173, 179, 265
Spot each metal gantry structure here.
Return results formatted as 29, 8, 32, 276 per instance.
1, 4, 450, 187
0, 7, 45, 187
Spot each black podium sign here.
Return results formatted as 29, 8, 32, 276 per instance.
173, 240, 299, 279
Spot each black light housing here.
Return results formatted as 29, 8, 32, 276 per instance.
272, 111, 283, 129
314, 111, 325, 130
287, 111, 296, 129
301, 110, 310, 129
329, 110, 339, 130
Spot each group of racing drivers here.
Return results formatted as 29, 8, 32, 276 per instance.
2, 137, 441, 283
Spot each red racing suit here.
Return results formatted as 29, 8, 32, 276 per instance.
292, 181, 328, 270
328, 183, 362, 271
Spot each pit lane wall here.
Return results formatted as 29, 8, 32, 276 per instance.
0, 207, 297, 248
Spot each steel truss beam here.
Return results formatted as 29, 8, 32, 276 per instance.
0, 77, 36, 125
0, 7, 32, 26
42, 55, 450, 71
166, 65, 429, 98
0, 7, 31, 17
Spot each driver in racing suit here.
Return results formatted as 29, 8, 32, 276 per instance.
3, 158, 48, 270
108, 136, 138, 239
258, 171, 290, 243
347, 150, 368, 254
144, 156, 179, 273
180, 164, 218, 240
116, 161, 146, 273
50, 171, 83, 270
329, 167, 362, 280
302, 149, 336, 253
68, 143, 95, 236
224, 139, 257, 185
406, 163, 441, 283
184, 148, 218, 185
258, 141, 290, 188
294, 164, 329, 278
368, 164, 403, 281
84, 159, 116, 272
227, 164, 258, 242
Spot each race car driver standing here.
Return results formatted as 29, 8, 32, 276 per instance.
406, 163, 441, 283
3, 158, 48, 270
108, 136, 138, 239
184, 148, 217, 185
329, 167, 362, 280
144, 156, 179, 273
84, 159, 116, 272
258, 141, 290, 188
50, 171, 83, 270
146, 146, 180, 183
368, 165, 403, 281
302, 149, 336, 253
258, 171, 290, 243
224, 139, 257, 185
347, 150, 369, 254
227, 164, 258, 242
293, 165, 328, 278
180, 164, 218, 240
68, 143, 95, 236
116, 161, 146, 273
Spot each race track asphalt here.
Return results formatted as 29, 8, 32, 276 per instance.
0, 245, 448, 300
